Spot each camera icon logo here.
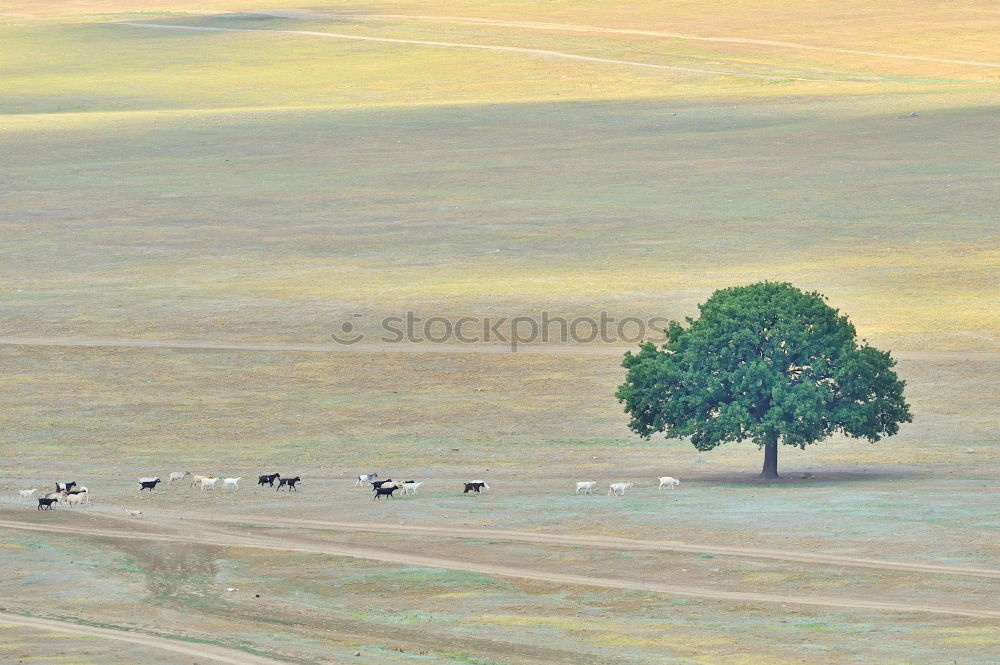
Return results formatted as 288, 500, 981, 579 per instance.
330, 313, 365, 345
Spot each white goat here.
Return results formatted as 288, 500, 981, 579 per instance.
19, 488, 38, 501
401, 481, 424, 495
124, 508, 142, 518
608, 482, 633, 496
169, 470, 191, 485
575, 481, 598, 495
658, 476, 680, 490
190, 474, 213, 487
64, 493, 86, 507
199, 477, 220, 490
66, 487, 90, 504
223, 477, 241, 491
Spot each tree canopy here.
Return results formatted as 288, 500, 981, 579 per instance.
616, 282, 912, 478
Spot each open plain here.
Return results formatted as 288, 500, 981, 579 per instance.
1, 1, 998, 663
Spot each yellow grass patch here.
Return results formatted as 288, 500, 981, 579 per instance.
430, 591, 480, 599
934, 626, 1000, 646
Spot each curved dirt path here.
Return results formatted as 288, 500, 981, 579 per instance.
116, 22, 862, 83
0, 336, 994, 361
0, 336, 611, 355
259, 10, 1000, 70
178, 512, 1000, 580
0, 611, 296, 665
2, 519, 997, 619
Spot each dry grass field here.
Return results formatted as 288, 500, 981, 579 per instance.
1, 1, 998, 663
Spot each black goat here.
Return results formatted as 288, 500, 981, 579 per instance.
38, 497, 58, 510
258, 473, 281, 487
139, 478, 161, 492
56, 481, 77, 493
463, 482, 488, 494
276, 476, 301, 491
373, 485, 399, 500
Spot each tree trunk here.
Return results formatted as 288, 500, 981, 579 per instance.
760, 435, 780, 479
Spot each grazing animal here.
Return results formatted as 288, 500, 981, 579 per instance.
19, 488, 38, 501
44, 491, 63, 500
373, 485, 400, 500
608, 482, 633, 496
370, 479, 394, 490
575, 481, 598, 495
258, 473, 281, 487
67, 487, 90, 504
55, 481, 77, 493
276, 476, 301, 491
190, 474, 214, 488
169, 470, 191, 484
356, 473, 378, 486
657, 476, 680, 490
401, 481, 424, 495
223, 477, 241, 490
139, 478, 162, 492
199, 477, 220, 490
124, 508, 142, 518
37, 497, 58, 510
463, 482, 489, 494
64, 492, 86, 507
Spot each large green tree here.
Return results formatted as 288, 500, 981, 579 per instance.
617, 282, 911, 479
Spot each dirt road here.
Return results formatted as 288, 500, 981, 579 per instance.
1, 336, 994, 361
0, 611, 297, 665
2, 518, 997, 619
116, 22, 861, 83
178, 512, 1000, 579
305, 12, 1000, 70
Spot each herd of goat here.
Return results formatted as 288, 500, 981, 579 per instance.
19, 473, 681, 511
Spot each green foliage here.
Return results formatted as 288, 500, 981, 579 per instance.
617, 282, 911, 470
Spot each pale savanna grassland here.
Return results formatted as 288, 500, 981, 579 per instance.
1, 1, 998, 664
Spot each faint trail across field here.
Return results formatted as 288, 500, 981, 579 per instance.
0, 336, 995, 361
116, 22, 862, 83
255, 10, 1000, 70
181, 512, 1000, 580
0, 611, 296, 665
2, 519, 997, 619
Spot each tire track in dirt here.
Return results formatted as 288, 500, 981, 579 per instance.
115, 22, 864, 83
258, 10, 1000, 70
0, 611, 297, 665
1, 337, 994, 361
2, 519, 997, 619
0, 336, 610, 355
175, 512, 1000, 580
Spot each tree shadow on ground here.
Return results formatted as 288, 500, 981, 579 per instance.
682, 466, 928, 485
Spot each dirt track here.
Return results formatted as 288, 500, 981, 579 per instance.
0, 611, 297, 665
322, 12, 1000, 70
162, 8, 1000, 70
2, 517, 997, 620
115, 22, 861, 83
179, 512, 1000, 580
1, 336, 995, 361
